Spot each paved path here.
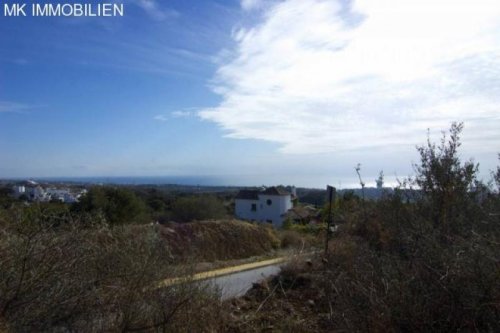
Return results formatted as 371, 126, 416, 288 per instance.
159, 256, 287, 288
210, 264, 282, 300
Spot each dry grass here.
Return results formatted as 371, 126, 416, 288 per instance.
159, 220, 281, 262
0, 210, 315, 332
0, 209, 228, 332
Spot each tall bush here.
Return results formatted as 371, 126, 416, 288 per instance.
414, 122, 479, 234
0, 207, 226, 332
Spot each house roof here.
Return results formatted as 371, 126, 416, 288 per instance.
284, 205, 318, 220
235, 190, 260, 200
262, 186, 290, 196
235, 186, 290, 200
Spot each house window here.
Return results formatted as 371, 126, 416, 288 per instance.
251, 203, 257, 211
266, 199, 272, 206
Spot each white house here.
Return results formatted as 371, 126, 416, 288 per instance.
235, 186, 293, 228
12, 182, 47, 201
11, 182, 82, 203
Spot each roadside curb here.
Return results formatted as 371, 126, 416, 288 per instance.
159, 256, 287, 288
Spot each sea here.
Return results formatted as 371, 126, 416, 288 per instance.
18, 176, 227, 187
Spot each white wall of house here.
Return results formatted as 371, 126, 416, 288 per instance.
235, 194, 292, 228
257, 194, 292, 228
235, 198, 260, 221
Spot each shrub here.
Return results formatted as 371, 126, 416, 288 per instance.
171, 195, 227, 222
414, 122, 480, 234
279, 230, 304, 249
238, 123, 500, 332
315, 123, 500, 331
279, 229, 318, 250
288, 222, 323, 235
72, 186, 148, 225
160, 220, 280, 261
0, 187, 15, 209
0, 207, 226, 332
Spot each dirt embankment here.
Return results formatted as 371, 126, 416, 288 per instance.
159, 220, 282, 262
224, 257, 325, 332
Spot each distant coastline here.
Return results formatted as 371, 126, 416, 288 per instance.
2, 176, 223, 187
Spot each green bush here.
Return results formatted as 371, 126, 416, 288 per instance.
171, 195, 227, 222
0, 187, 15, 209
72, 186, 148, 225
288, 222, 323, 235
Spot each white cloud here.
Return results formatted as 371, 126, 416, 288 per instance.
0, 101, 31, 113
133, 0, 179, 21
154, 110, 195, 121
153, 115, 168, 121
199, 0, 500, 155
241, 0, 264, 11
171, 110, 193, 118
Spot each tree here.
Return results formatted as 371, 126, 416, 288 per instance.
171, 195, 226, 222
495, 154, 500, 191
413, 122, 479, 232
72, 187, 147, 225
355, 163, 368, 224
375, 170, 384, 189
0, 187, 15, 209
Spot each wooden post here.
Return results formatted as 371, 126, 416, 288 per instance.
325, 185, 335, 255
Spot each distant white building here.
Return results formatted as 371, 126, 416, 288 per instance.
46, 188, 77, 203
235, 186, 293, 228
12, 185, 41, 201
11, 182, 82, 203
12, 185, 26, 198
13, 185, 49, 202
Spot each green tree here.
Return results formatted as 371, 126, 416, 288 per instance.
171, 195, 226, 222
0, 187, 15, 209
72, 187, 147, 225
414, 122, 479, 233
375, 170, 384, 189
494, 154, 500, 191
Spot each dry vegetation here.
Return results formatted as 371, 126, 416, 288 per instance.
1, 122, 498, 332
159, 220, 282, 262
224, 123, 500, 332
0, 207, 235, 332
0, 206, 311, 332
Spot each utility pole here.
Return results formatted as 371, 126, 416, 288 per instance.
325, 185, 336, 255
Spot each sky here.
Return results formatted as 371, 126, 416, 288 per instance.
1, 0, 499, 188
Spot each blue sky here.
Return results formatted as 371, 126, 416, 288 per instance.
1, 0, 499, 188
